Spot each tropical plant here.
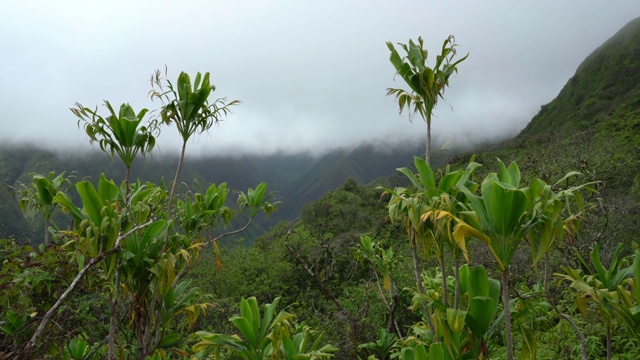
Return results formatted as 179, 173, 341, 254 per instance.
379, 156, 481, 341
71, 100, 159, 357
453, 161, 540, 360
17, 70, 277, 360
358, 328, 399, 360
356, 236, 403, 336
386, 36, 468, 164
193, 296, 337, 359
149, 69, 240, 220
18, 171, 72, 246
71, 101, 158, 192
459, 265, 501, 357
556, 244, 640, 360
63, 336, 90, 360
411, 264, 500, 359
380, 178, 437, 339
445, 159, 589, 359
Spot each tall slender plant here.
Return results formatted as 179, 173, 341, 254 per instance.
387, 36, 468, 165
149, 69, 240, 223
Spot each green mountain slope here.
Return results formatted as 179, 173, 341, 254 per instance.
519, 16, 640, 138
0, 141, 431, 243
275, 142, 424, 220
452, 17, 640, 248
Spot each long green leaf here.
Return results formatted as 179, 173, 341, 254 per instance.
34, 177, 53, 205
76, 181, 103, 225
414, 156, 435, 193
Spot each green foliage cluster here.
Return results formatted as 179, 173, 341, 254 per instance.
189, 179, 413, 358
0, 238, 109, 358
0, 70, 284, 359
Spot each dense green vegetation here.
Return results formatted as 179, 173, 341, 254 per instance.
2, 17, 640, 360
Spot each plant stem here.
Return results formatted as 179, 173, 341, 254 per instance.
44, 219, 49, 247
454, 256, 460, 310
607, 325, 612, 360
410, 230, 438, 341
140, 141, 187, 357
109, 166, 131, 359
165, 140, 187, 231
501, 269, 513, 360
108, 264, 121, 359
426, 119, 431, 165
546, 294, 587, 360
439, 250, 449, 308
558, 313, 587, 360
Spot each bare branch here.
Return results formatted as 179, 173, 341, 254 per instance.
22, 219, 155, 357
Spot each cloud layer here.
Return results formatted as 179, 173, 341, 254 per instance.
2, 1, 639, 156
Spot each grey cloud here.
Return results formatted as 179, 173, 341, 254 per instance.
1, 0, 639, 157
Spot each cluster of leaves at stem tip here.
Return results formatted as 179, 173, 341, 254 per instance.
149, 67, 240, 143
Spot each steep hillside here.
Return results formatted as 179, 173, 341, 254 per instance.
449, 17, 640, 248
519, 16, 640, 138
275, 142, 424, 220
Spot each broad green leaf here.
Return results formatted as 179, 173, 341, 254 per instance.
34, 177, 53, 205
489, 183, 527, 238
76, 181, 103, 225
398, 166, 424, 191
193, 332, 245, 353
414, 156, 435, 193
469, 265, 489, 299
466, 296, 494, 336
98, 173, 119, 202
427, 343, 444, 360
230, 316, 256, 348
158, 333, 181, 348
53, 192, 85, 225
446, 308, 467, 333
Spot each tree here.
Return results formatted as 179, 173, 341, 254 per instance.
386, 36, 468, 165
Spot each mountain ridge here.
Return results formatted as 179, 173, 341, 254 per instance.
0, 140, 438, 242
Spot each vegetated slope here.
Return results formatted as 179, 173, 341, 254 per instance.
210, 18, 640, 355
0, 140, 433, 243
274, 141, 426, 221
519, 16, 640, 138
453, 16, 640, 248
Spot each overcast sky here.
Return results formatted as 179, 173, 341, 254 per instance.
1, 1, 639, 157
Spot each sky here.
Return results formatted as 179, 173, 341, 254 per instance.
1, 1, 639, 157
